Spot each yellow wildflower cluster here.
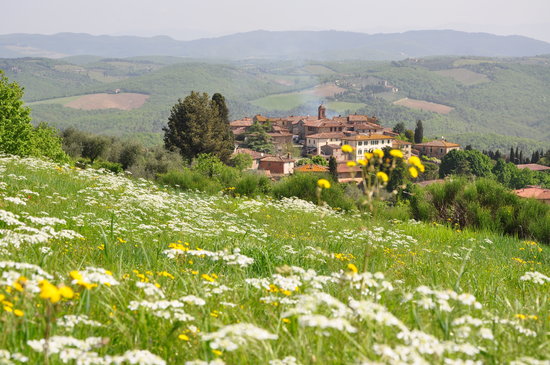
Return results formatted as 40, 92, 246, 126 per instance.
39, 280, 74, 304
70, 271, 98, 290
333, 253, 355, 262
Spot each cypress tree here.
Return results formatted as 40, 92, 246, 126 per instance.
414, 120, 424, 144
328, 156, 338, 181
509, 147, 514, 163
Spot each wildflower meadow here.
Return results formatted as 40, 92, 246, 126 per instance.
0, 155, 548, 364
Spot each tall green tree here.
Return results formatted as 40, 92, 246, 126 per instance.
0, 70, 33, 156
439, 149, 493, 178
392, 122, 405, 135
328, 156, 338, 181
243, 121, 274, 154
163, 91, 234, 163
414, 120, 423, 144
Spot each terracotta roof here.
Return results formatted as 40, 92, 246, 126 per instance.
514, 187, 550, 201
306, 132, 345, 139
294, 164, 329, 172
342, 134, 394, 141
393, 140, 412, 146
254, 114, 268, 122
260, 156, 295, 163
516, 164, 550, 172
336, 162, 362, 173
233, 148, 272, 160
414, 140, 461, 148
303, 119, 345, 128
230, 119, 253, 127
268, 131, 293, 137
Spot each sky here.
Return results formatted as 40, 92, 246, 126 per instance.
3, 0, 550, 42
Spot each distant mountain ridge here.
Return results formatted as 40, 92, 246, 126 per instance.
1, 30, 550, 60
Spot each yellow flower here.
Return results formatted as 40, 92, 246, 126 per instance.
409, 166, 418, 178
178, 334, 190, 341
39, 280, 61, 304
357, 159, 368, 166
408, 156, 421, 167
373, 149, 384, 158
346, 161, 357, 167
347, 263, 358, 274
212, 350, 223, 356
59, 286, 74, 299
342, 144, 353, 153
282, 318, 291, 323
317, 179, 331, 189
376, 171, 389, 183
364, 152, 373, 159
201, 274, 215, 282
13, 309, 24, 317
390, 149, 403, 158
418, 163, 425, 172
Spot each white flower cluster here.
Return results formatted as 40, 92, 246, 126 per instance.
28, 336, 165, 365
164, 247, 254, 268
136, 282, 165, 299
57, 315, 103, 329
3, 197, 27, 205
0, 350, 28, 364
75, 267, 120, 286
202, 323, 277, 351
519, 271, 550, 285
408, 286, 482, 312
335, 270, 394, 298
128, 300, 195, 322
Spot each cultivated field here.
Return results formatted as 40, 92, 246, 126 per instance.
0, 155, 548, 364
434, 68, 489, 86
394, 98, 455, 114
65, 93, 150, 110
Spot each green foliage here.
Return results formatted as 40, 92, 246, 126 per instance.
233, 173, 272, 196
93, 160, 123, 174
163, 91, 234, 163
439, 149, 493, 178
0, 70, 33, 156
243, 121, 275, 154
392, 122, 405, 134
29, 123, 69, 162
228, 153, 253, 171
272, 173, 355, 211
328, 156, 338, 181
157, 169, 222, 194
414, 120, 424, 144
409, 177, 550, 243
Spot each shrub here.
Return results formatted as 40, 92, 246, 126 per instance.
232, 173, 272, 197
272, 174, 355, 211
158, 169, 222, 194
93, 160, 123, 174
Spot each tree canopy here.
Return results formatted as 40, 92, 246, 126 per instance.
0, 71, 67, 162
163, 91, 234, 163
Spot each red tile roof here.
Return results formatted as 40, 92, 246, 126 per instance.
414, 140, 461, 148
260, 156, 295, 163
306, 132, 346, 139
294, 164, 329, 172
342, 134, 394, 141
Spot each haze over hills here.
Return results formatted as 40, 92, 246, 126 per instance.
1, 30, 550, 60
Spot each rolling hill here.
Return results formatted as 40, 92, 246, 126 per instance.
1, 30, 550, 60
1, 55, 549, 152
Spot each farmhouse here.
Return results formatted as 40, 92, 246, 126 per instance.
258, 156, 295, 176
414, 139, 461, 159
305, 132, 346, 155
392, 139, 413, 159
340, 134, 395, 160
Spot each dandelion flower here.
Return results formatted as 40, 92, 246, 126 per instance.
346, 161, 357, 167
342, 145, 353, 153
317, 179, 331, 189
357, 159, 367, 166
373, 149, 384, 158
409, 167, 418, 178
389, 149, 403, 158
376, 172, 389, 183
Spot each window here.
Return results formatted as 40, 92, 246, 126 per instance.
358, 141, 363, 146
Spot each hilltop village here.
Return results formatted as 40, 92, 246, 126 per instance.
230, 104, 460, 183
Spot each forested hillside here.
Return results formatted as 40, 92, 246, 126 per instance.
1, 55, 549, 151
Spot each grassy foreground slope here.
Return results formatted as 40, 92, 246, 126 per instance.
0, 155, 548, 364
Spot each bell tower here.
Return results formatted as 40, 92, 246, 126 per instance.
318, 104, 326, 119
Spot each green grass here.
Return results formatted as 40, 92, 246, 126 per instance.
0, 155, 548, 364
433, 68, 489, 85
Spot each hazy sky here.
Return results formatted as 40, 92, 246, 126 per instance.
3, 0, 550, 42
